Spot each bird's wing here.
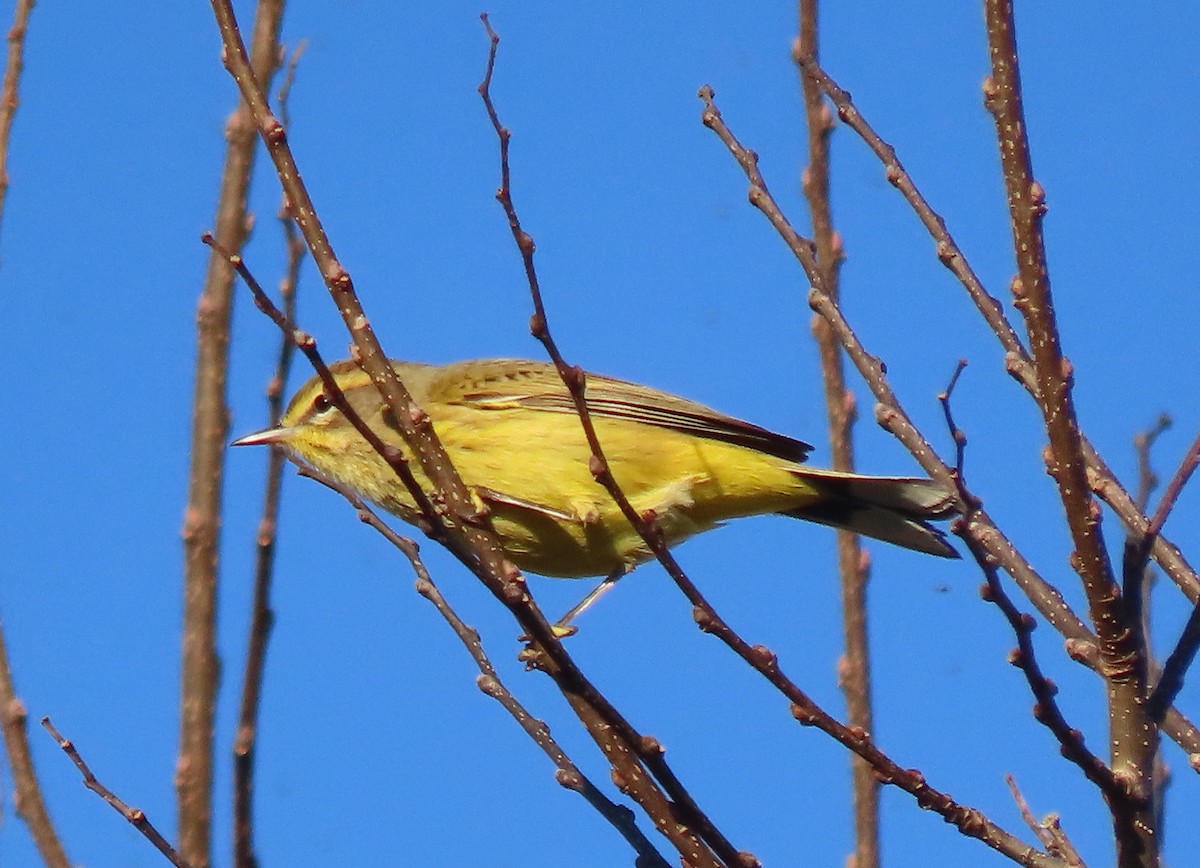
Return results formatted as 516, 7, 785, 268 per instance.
432, 358, 812, 463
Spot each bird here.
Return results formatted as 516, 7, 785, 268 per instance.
234, 358, 958, 622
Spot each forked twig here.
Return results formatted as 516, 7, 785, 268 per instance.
942, 368, 1122, 803
791, 55, 1200, 768
206, 234, 720, 866
795, 55, 1200, 606
479, 19, 1052, 868
698, 84, 1074, 868
1006, 776, 1084, 866
203, 39, 710, 864
298, 467, 671, 868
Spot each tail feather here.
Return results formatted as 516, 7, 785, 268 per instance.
783, 470, 960, 558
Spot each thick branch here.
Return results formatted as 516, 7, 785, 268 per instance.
983, 3, 1155, 862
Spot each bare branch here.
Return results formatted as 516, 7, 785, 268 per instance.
0, 13, 65, 862
297, 466, 672, 868
983, 2, 1155, 860
942, 373, 1122, 802
43, 718, 190, 868
794, 3, 877, 865
232, 44, 307, 868
794, 56, 1200, 607
205, 227, 729, 867
1006, 776, 1085, 867
179, 2, 285, 863
0, 626, 68, 867
0, 0, 34, 240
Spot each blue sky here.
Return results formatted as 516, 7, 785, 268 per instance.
1, 2, 1198, 866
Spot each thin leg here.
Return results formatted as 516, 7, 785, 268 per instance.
553, 566, 629, 635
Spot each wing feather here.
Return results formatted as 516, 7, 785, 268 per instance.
428, 358, 811, 463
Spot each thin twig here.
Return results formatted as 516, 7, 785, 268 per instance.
697, 82, 1200, 764
296, 467, 672, 868
478, 14, 682, 610
0, 0, 34, 241
942, 370, 1122, 803
231, 43, 307, 868
1133, 416, 1172, 515
1124, 416, 1172, 633
1005, 776, 1085, 866
793, 4, 877, 866
180, 3, 285, 864
1144, 429, 1200, 721
206, 229, 727, 867
203, 234, 434, 535
795, 56, 1200, 607
42, 717, 190, 868
482, 28, 1050, 861
697, 84, 1078, 868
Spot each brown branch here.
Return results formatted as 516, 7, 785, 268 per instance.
482, 20, 1037, 864
1124, 416, 1172, 632
698, 84, 1079, 638
477, 14, 687, 616
697, 83, 1200, 766
0, 0, 33, 240
941, 374, 1122, 803
483, 45, 1052, 859
787, 54, 1200, 765
180, 3, 284, 865
232, 45, 306, 868
296, 467, 672, 868
204, 230, 729, 868
1145, 428, 1200, 722
203, 233, 437, 535
794, 56, 1200, 608
794, 4, 877, 866
0, 626, 68, 867
1133, 416, 1172, 515
0, 18, 61, 861
42, 717, 190, 868
983, 4, 1155, 862
697, 84, 1101, 867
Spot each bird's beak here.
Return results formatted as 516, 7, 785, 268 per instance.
231, 426, 292, 447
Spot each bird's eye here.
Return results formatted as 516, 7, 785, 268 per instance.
311, 393, 333, 415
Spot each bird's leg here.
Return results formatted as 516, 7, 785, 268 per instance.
552, 565, 630, 635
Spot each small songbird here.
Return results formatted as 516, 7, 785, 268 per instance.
234, 358, 958, 618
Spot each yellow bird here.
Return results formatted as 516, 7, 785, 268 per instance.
235, 359, 957, 614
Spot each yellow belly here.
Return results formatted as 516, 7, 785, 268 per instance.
425, 409, 818, 577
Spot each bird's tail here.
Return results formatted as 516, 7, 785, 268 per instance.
782, 469, 960, 558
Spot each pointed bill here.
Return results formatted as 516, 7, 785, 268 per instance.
231, 426, 292, 447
